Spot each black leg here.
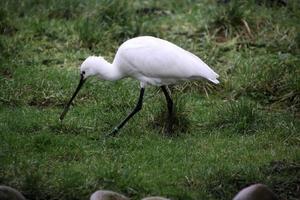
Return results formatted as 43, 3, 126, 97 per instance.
161, 86, 174, 134
108, 87, 145, 136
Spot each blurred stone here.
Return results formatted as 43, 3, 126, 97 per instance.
0, 185, 26, 200
233, 184, 278, 200
90, 190, 129, 200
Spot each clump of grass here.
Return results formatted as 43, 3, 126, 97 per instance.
47, 0, 86, 20
0, 7, 17, 36
136, 7, 168, 17
150, 91, 191, 135
261, 160, 300, 200
245, 54, 300, 112
209, 99, 263, 134
174, 80, 220, 97
208, 1, 254, 40
224, 51, 299, 113
76, 0, 142, 49
76, 18, 103, 49
256, 0, 288, 7
0, 38, 8, 62
21, 166, 46, 199
205, 160, 300, 200
205, 169, 252, 200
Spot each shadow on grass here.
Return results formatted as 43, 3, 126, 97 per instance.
149, 93, 191, 136
206, 160, 300, 200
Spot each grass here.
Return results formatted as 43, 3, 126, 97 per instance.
208, 98, 264, 134
0, 0, 299, 199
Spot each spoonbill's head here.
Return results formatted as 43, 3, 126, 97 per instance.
60, 56, 116, 121
80, 56, 103, 80
60, 56, 103, 121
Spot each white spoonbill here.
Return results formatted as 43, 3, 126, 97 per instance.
60, 36, 219, 135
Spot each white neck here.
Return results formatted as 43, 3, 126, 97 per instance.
94, 59, 123, 81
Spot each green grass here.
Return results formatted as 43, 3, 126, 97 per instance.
0, 0, 299, 200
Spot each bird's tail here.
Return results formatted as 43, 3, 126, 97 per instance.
208, 78, 220, 84
201, 64, 220, 84
208, 71, 220, 84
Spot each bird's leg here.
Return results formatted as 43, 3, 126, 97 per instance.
108, 87, 145, 136
161, 86, 174, 134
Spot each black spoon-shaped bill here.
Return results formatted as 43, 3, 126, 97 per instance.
60, 75, 86, 121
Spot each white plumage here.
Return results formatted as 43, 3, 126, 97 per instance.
81, 36, 219, 86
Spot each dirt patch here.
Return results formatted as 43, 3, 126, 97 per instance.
28, 98, 64, 108
136, 7, 169, 16
206, 160, 300, 200
149, 99, 191, 136
262, 160, 300, 200
0, 68, 13, 79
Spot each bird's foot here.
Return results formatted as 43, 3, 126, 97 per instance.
106, 127, 119, 137
164, 122, 174, 136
